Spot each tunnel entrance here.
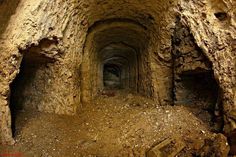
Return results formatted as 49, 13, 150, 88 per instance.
10, 57, 27, 136
103, 63, 121, 89
10, 55, 47, 136
174, 70, 222, 131
172, 19, 223, 131
9, 39, 57, 136
81, 20, 151, 103
175, 70, 219, 110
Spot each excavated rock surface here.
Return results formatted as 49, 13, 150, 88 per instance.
0, 0, 235, 155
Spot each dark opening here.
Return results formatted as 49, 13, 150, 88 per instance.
99, 45, 138, 93
103, 63, 121, 89
176, 70, 223, 131
229, 131, 236, 155
9, 51, 54, 136
214, 12, 228, 21
10, 56, 39, 136
179, 71, 218, 108
9, 39, 57, 136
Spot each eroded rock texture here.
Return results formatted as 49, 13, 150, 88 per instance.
0, 0, 235, 154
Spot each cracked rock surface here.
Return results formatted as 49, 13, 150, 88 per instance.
0, 0, 235, 155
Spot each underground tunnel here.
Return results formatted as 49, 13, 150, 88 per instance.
103, 63, 122, 89
81, 20, 151, 103
101, 43, 138, 90
6, 16, 229, 157
1, 0, 235, 156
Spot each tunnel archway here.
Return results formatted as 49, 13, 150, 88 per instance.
9, 39, 58, 136
81, 20, 151, 103
9, 54, 52, 136
100, 43, 138, 91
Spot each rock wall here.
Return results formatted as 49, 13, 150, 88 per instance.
172, 19, 223, 132
0, 0, 21, 36
0, 0, 87, 144
177, 0, 236, 135
172, 19, 218, 111
0, 0, 235, 150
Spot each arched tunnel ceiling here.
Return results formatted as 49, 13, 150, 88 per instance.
104, 56, 129, 66
100, 43, 137, 65
82, 0, 174, 30
87, 21, 150, 53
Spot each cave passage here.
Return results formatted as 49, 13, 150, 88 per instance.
100, 43, 138, 91
174, 69, 222, 131
178, 71, 219, 109
9, 47, 54, 136
103, 63, 122, 89
81, 20, 151, 103
10, 56, 40, 136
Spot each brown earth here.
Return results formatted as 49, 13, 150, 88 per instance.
0, 1, 235, 152
0, 90, 229, 156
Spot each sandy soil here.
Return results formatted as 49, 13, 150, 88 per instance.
0, 90, 229, 156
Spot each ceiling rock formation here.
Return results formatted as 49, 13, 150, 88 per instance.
0, 0, 235, 154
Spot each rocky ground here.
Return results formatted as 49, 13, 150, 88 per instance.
0, 90, 230, 156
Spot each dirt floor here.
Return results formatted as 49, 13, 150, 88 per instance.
0, 90, 230, 157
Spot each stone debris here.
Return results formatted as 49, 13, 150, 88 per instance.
147, 137, 185, 157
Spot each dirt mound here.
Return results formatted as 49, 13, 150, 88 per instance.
0, 92, 229, 156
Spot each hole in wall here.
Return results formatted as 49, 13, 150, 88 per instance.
179, 70, 218, 108
176, 70, 222, 131
9, 55, 49, 136
9, 39, 57, 137
214, 12, 228, 21
172, 18, 223, 132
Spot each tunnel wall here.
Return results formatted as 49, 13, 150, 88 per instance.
178, 0, 236, 135
0, 0, 21, 36
172, 20, 214, 106
0, 0, 87, 144
172, 20, 221, 130
0, 0, 235, 147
